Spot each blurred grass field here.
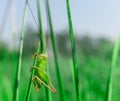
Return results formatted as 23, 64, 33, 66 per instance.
0, 32, 120, 101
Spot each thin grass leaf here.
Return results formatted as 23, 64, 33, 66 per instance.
37, 0, 50, 101
25, 42, 40, 101
37, 0, 46, 53
25, 0, 51, 100
44, 0, 64, 101
13, 1, 28, 101
105, 33, 120, 101
66, 0, 80, 101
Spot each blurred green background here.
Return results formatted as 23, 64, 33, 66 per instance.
0, 27, 120, 101
1, 0, 120, 101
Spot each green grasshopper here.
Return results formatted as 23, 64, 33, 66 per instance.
31, 53, 56, 93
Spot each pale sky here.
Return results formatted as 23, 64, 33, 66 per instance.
1, 0, 120, 45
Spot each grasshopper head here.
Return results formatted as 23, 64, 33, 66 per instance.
38, 54, 48, 60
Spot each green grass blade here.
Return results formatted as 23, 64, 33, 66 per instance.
44, 0, 64, 101
37, 0, 50, 101
25, 0, 49, 100
13, 2, 28, 101
105, 33, 120, 101
25, 42, 40, 101
37, 0, 46, 53
66, 0, 80, 101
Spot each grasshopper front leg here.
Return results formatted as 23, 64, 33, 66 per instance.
30, 66, 37, 72
30, 66, 47, 75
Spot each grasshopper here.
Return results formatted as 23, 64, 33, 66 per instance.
31, 53, 56, 93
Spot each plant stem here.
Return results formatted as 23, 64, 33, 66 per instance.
44, 0, 64, 101
37, 0, 46, 53
66, 0, 80, 101
37, 0, 50, 101
105, 33, 120, 101
25, 42, 40, 101
25, 0, 49, 100
13, 1, 28, 101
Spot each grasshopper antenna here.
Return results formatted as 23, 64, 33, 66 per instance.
26, 1, 42, 41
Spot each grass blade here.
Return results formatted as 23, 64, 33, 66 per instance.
13, 1, 28, 101
25, 42, 40, 101
37, 0, 46, 53
66, 0, 80, 101
37, 0, 50, 101
25, 0, 49, 100
44, 0, 64, 101
105, 33, 120, 101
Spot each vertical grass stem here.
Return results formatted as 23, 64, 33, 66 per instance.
106, 33, 120, 101
44, 0, 64, 101
13, 2, 28, 101
66, 0, 80, 101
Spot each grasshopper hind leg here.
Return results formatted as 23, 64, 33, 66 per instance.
32, 76, 42, 92
32, 76, 56, 93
